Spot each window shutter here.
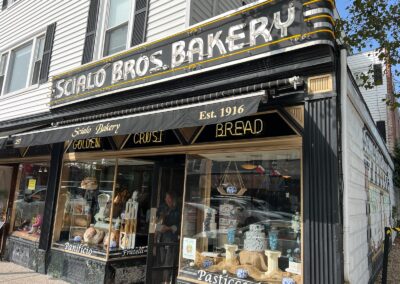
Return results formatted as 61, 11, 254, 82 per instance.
82, 0, 100, 64
1, 0, 7, 11
131, 0, 149, 47
39, 23, 56, 84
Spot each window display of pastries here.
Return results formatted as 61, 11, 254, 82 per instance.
83, 225, 105, 245
80, 177, 98, 190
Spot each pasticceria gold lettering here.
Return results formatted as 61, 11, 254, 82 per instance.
72, 138, 102, 150
133, 131, 163, 144
215, 119, 263, 138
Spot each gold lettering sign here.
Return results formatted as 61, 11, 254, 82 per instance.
72, 138, 102, 150
216, 119, 263, 138
132, 131, 163, 145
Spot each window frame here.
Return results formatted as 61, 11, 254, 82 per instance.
94, 0, 136, 60
0, 33, 45, 97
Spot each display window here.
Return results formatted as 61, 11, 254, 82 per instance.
178, 150, 302, 284
10, 162, 49, 242
52, 158, 152, 260
0, 166, 13, 224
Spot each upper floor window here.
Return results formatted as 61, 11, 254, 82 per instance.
2, 0, 20, 11
99, 0, 134, 57
0, 34, 45, 95
373, 64, 383, 86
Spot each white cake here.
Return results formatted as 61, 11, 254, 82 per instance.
243, 224, 267, 252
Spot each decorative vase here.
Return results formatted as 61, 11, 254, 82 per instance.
227, 228, 236, 245
226, 185, 237, 194
282, 278, 295, 284
202, 259, 213, 269
269, 230, 278, 251
236, 268, 248, 279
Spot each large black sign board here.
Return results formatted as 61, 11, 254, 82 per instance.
194, 112, 297, 143
50, 0, 334, 108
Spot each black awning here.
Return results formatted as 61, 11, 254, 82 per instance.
13, 91, 264, 148
0, 137, 7, 150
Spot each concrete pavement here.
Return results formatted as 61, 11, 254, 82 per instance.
0, 261, 68, 284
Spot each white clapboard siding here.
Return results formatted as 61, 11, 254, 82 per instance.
343, 71, 394, 283
146, 0, 187, 42
0, 0, 90, 122
348, 51, 388, 125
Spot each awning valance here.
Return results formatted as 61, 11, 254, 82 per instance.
0, 137, 7, 150
13, 91, 265, 148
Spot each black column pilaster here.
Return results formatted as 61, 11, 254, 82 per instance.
303, 96, 343, 284
38, 143, 64, 272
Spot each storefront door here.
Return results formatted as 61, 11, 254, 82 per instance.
146, 156, 185, 284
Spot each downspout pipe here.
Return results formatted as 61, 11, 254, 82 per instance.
340, 47, 349, 283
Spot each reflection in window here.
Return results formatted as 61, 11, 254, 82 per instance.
179, 150, 302, 283
0, 166, 13, 223
7, 42, 32, 93
12, 163, 49, 242
52, 159, 152, 260
103, 0, 133, 56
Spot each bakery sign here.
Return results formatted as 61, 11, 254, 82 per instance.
50, 0, 334, 108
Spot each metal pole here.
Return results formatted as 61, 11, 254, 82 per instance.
382, 227, 391, 284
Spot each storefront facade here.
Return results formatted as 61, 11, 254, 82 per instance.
1, 0, 393, 284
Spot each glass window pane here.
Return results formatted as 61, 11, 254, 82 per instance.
34, 36, 45, 61
0, 53, 8, 75
179, 150, 302, 283
52, 159, 116, 259
7, 42, 32, 93
104, 24, 128, 56
12, 163, 49, 242
108, 0, 132, 28
0, 166, 14, 223
108, 158, 153, 259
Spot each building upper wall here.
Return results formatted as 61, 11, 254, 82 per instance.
0, 0, 90, 122
348, 51, 388, 131
0, 0, 335, 124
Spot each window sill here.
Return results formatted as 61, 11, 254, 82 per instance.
0, 83, 44, 100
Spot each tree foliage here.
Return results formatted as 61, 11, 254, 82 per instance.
393, 143, 400, 188
336, 0, 399, 104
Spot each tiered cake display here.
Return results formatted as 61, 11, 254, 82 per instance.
244, 224, 267, 252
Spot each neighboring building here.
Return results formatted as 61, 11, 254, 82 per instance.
0, 1, 396, 284
348, 50, 400, 155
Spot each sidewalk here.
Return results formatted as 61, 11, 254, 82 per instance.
0, 261, 68, 284
375, 237, 400, 284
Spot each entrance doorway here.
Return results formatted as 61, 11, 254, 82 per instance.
146, 155, 185, 284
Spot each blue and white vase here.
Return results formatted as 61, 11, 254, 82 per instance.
227, 228, 236, 245
269, 230, 278, 251
226, 185, 237, 194
282, 278, 295, 284
202, 259, 213, 269
236, 268, 248, 279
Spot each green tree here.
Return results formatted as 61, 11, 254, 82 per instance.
336, 0, 399, 104
394, 143, 400, 188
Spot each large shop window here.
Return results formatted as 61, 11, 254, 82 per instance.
11, 163, 49, 242
52, 158, 152, 259
178, 150, 302, 283
0, 166, 13, 224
